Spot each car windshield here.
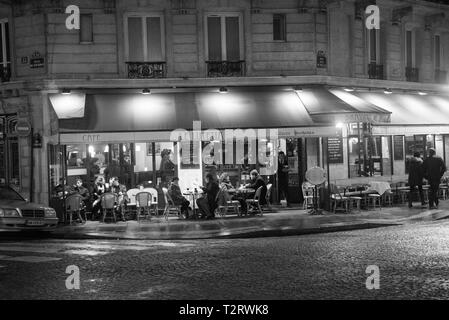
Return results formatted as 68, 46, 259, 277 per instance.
0, 187, 25, 201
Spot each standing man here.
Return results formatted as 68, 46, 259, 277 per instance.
277, 151, 289, 206
423, 148, 447, 209
407, 152, 425, 208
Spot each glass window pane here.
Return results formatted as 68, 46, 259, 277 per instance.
128, 17, 144, 61
80, 14, 93, 43
207, 16, 222, 61
406, 30, 412, 67
225, 16, 240, 61
435, 35, 440, 69
146, 17, 163, 61
0, 22, 4, 64
370, 29, 377, 63
273, 14, 285, 41
382, 136, 392, 176
5, 21, 9, 62
348, 137, 361, 178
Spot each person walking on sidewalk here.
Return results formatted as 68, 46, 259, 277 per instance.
408, 152, 425, 208
423, 148, 447, 209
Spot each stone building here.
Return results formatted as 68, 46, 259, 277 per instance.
0, 0, 448, 207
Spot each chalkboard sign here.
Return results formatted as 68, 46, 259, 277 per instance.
327, 137, 343, 163
393, 135, 404, 160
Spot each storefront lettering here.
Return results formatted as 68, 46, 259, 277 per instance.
82, 134, 101, 142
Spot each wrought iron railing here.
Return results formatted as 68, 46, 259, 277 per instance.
0, 64, 11, 82
368, 63, 384, 80
435, 69, 448, 84
206, 60, 245, 77
126, 61, 166, 79
405, 67, 419, 82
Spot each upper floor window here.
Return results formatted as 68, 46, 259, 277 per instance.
124, 14, 165, 62
0, 18, 11, 82
434, 34, 442, 70
273, 14, 286, 41
368, 29, 379, 64
405, 29, 415, 68
205, 13, 243, 61
80, 14, 93, 43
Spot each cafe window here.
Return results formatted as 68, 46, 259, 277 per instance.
0, 115, 20, 188
205, 13, 243, 61
80, 14, 93, 43
273, 14, 286, 41
404, 135, 434, 174
125, 14, 165, 62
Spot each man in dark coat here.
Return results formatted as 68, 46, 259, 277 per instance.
196, 173, 220, 219
408, 152, 425, 208
277, 151, 289, 206
423, 148, 447, 209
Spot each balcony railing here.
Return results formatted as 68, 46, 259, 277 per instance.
368, 63, 384, 80
126, 61, 166, 79
206, 60, 245, 77
0, 64, 11, 82
405, 67, 419, 82
435, 69, 448, 84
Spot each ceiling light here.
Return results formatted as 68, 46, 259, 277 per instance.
384, 88, 392, 94
219, 87, 228, 94
142, 88, 151, 95
418, 91, 427, 96
344, 87, 355, 92
293, 86, 303, 93
61, 89, 71, 95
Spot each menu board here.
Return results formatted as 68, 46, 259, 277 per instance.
393, 135, 404, 160
327, 137, 343, 164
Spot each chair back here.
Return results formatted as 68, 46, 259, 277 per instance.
101, 193, 116, 209
265, 183, 272, 202
143, 187, 158, 205
302, 182, 314, 198
135, 192, 151, 207
162, 187, 175, 206
66, 194, 83, 211
254, 186, 263, 200
329, 184, 344, 197
126, 188, 140, 205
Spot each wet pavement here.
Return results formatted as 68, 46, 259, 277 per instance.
1, 219, 449, 299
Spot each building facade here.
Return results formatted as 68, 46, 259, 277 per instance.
0, 0, 448, 208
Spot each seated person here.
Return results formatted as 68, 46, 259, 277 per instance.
237, 169, 267, 214
68, 178, 90, 221
108, 176, 129, 221
91, 175, 106, 220
196, 173, 220, 219
168, 177, 191, 219
217, 173, 234, 208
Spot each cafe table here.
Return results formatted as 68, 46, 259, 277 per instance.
183, 189, 204, 218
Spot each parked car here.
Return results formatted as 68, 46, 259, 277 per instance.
0, 186, 58, 231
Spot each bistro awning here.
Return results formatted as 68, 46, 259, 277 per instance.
352, 92, 449, 135
52, 87, 392, 143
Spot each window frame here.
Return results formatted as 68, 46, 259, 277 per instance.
367, 28, 380, 64
405, 29, 416, 68
273, 13, 286, 42
79, 13, 94, 44
434, 34, 443, 71
123, 12, 166, 62
204, 12, 244, 61
0, 18, 10, 68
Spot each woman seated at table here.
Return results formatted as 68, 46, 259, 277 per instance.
107, 176, 128, 221
217, 173, 234, 208
196, 173, 220, 219
237, 169, 267, 214
91, 175, 106, 220
168, 177, 191, 219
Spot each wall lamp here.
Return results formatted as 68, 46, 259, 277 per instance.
61, 89, 71, 95
384, 88, 393, 94
219, 87, 228, 94
142, 88, 151, 95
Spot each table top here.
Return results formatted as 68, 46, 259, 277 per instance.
229, 188, 255, 194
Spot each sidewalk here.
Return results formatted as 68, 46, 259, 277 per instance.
52, 201, 449, 240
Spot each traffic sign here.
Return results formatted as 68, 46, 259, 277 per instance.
15, 120, 32, 137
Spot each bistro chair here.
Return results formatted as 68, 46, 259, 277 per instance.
382, 189, 394, 207
125, 188, 140, 218
265, 183, 273, 211
101, 193, 117, 223
216, 188, 240, 217
245, 186, 264, 216
366, 192, 382, 210
143, 187, 159, 215
329, 184, 349, 214
301, 182, 314, 210
135, 192, 152, 222
345, 186, 362, 213
65, 193, 85, 224
397, 181, 410, 205
162, 188, 182, 221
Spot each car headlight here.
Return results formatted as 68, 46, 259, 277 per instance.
44, 208, 57, 218
0, 208, 20, 217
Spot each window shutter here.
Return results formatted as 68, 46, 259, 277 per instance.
127, 17, 144, 61
225, 16, 240, 61
207, 17, 222, 61
146, 17, 163, 61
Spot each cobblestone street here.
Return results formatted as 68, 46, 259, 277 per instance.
1, 220, 449, 300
